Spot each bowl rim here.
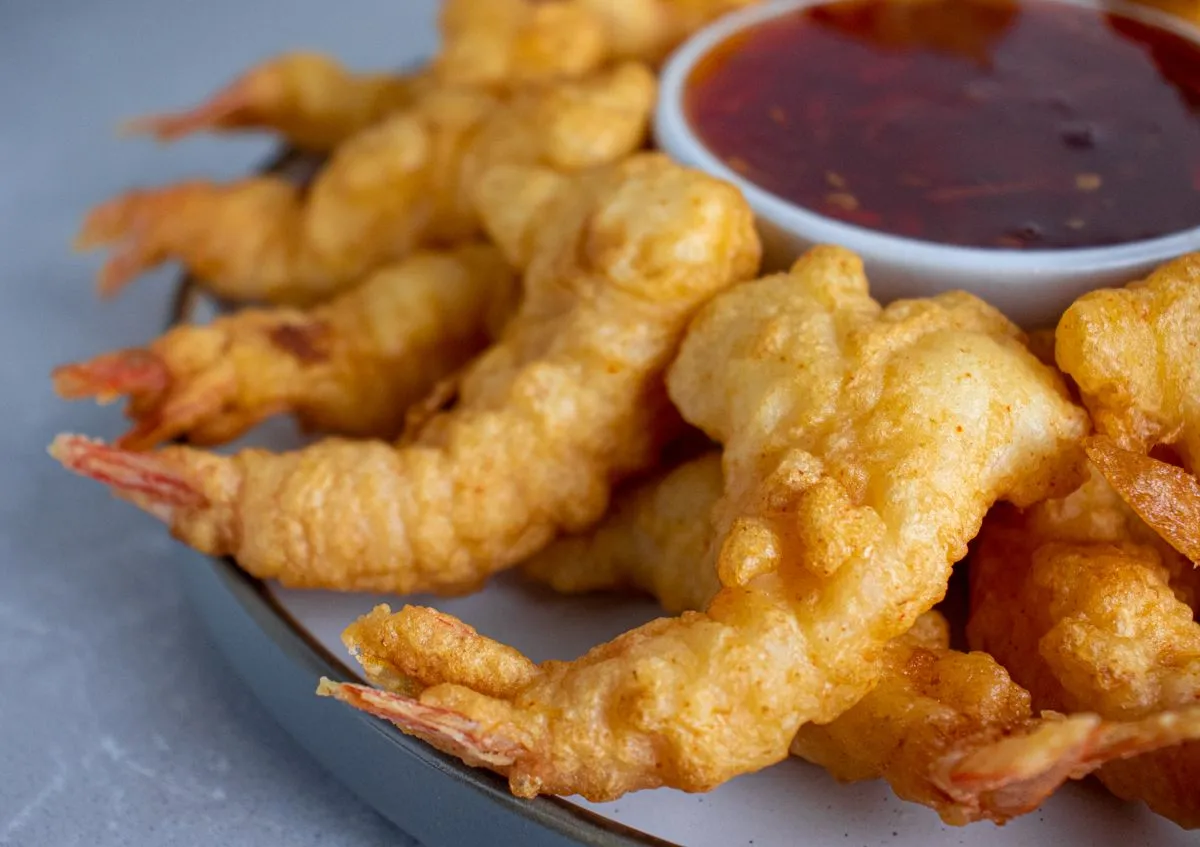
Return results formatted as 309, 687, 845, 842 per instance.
655, 0, 1200, 276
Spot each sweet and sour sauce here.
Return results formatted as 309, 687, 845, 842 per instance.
686, 0, 1200, 249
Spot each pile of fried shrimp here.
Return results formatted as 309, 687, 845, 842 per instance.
49, 0, 1200, 831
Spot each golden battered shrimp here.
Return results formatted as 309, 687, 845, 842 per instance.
517, 453, 1200, 823
1056, 253, 1200, 468
1056, 253, 1200, 565
436, 0, 761, 85
582, 0, 764, 64
792, 626, 1200, 826
331, 600, 1200, 824
79, 62, 657, 304
53, 245, 518, 449
52, 154, 761, 595
435, 0, 608, 87
313, 246, 1088, 801
970, 469, 1200, 828
520, 452, 724, 614
123, 52, 428, 152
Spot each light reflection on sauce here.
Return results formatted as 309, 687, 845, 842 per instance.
686, 0, 1200, 249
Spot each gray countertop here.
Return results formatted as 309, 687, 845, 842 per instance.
0, 1, 439, 843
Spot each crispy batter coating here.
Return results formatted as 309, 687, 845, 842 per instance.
52, 154, 761, 594
78, 62, 657, 304
520, 452, 1195, 823
332, 599, 1200, 823
586, 0, 764, 62
435, 0, 608, 87
123, 52, 428, 152
970, 469, 1200, 827
436, 0, 759, 86
314, 246, 1088, 801
343, 604, 540, 699
1056, 253, 1200, 468
520, 452, 724, 614
791, 626, 1200, 826
53, 245, 518, 449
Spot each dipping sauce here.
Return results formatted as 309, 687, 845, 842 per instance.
686, 0, 1200, 249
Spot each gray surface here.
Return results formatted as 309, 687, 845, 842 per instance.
0, 1, 440, 844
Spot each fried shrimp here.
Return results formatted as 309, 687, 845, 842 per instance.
520, 452, 724, 614
435, 0, 608, 87
53, 245, 518, 449
437, 0, 761, 85
52, 154, 761, 594
334, 598, 1200, 823
123, 52, 428, 152
793, 628, 1200, 827
315, 245, 1088, 801
970, 469, 1200, 827
1055, 255, 1200, 559
518, 452, 1198, 823
79, 62, 656, 304
1056, 253, 1200, 467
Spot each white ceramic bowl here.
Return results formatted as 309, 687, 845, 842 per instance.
655, 0, 1200, 327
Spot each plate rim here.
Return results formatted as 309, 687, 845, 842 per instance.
184, 554, 679, 847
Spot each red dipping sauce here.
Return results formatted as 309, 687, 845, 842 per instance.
686, 0, 1200, 249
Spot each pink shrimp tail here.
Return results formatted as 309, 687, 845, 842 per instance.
316, 679, 523, 768
52, 349, 169, 403
944, 706, 1200, 801
75, 183, 208, 298
1085, 436, 1200, 565
48, 434, 205, 508
76, 194, 151, 298
120, 77, 254, 142
75, 192, 138, 250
